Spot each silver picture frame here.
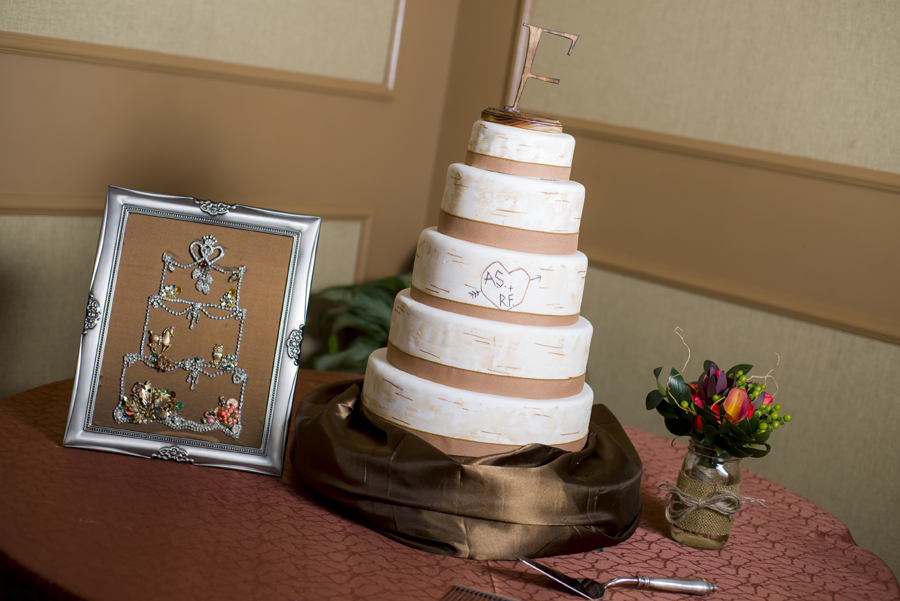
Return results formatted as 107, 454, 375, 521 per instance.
64, 186, 321, 476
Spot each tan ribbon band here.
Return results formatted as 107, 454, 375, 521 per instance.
410, 286, 580, 327
465, 151, 571, 181
437, 210, 579, 255
386, 342, 585, 400
365, 406, 588, 457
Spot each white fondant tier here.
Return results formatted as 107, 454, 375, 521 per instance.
441, 163, 584, 234
388, 289, 591, 381
468, 120, 575, 168
362, 348, 593, 446
411, 228, 586, 323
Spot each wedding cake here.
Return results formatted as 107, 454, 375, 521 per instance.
362, 110, 593, 456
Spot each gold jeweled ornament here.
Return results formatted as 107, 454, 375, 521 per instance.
482, 22, 579, 133
147, 326, 176, 372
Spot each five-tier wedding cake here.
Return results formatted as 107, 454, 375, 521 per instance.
361, 109, 594, 456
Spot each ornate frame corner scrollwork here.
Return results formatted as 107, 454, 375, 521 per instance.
195, 198, 237, 216
286, 326, 304, 367
83, 293, 101, 335
152, 446, 195, 463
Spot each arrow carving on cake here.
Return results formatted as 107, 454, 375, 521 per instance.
480, 261, 530, 311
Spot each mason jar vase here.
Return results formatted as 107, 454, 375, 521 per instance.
669, 439, 742, 550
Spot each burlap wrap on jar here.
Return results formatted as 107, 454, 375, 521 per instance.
673, 468, 741, 539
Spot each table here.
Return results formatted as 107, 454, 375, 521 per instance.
1, 373, 897, 600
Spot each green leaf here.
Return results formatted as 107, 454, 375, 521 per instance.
749, 413, 760, 432
703, 360, 714, 373
364, 273, 413, 293
702, 420, 719, 442
754, 430, 772, 444
723, 419, 754, 443
348, 285, 397, 313
725, 444, 750, 458
653, 366, 667, 396
315, 275, 411, 348
329, 312, 384, 341
646, 389, 665, 410
726, 363, 754, 377
311, 336, 382, 374
656, 402, 678, 419
695, 404, 719, 423
666, 368, 692, 405
664, 416, 692, 437
316, 286, 356, 305
742, 443, 771, 458
345, 287, 397, 340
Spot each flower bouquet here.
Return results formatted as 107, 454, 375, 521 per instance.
647, 353, 792, 549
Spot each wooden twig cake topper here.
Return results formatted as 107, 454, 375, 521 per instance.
482, 23, 579, 133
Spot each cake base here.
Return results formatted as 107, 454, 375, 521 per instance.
291, 378, 643, 560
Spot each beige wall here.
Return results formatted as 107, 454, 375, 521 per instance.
582, 266, 900, 577
0, 0, 399, 84
527, 0, 900, 174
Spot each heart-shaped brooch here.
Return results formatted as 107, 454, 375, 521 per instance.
189, 235, 225, 295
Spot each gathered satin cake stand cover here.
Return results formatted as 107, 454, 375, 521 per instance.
291, 379, 643, 560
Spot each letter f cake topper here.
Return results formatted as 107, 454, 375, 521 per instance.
482, 23, 579, 133
507, 23, 579, 113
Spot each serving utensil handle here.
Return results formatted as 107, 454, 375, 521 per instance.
634, 576, 717, 595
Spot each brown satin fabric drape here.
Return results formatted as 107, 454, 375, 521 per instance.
292, 379, 643, 560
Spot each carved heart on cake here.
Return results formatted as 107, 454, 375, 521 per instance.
480, 261, 530, 310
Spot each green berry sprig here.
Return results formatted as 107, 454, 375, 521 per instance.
756, 402, 792, 432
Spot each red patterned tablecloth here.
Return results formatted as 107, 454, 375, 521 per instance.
1, 374, 897, 600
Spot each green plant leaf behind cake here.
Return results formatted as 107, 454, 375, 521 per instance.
311, 274, 411, 374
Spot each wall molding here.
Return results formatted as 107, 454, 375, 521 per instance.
0, 194, 374, 285
538, 114, 900, 195
0, 3, 406, 101
586, 252, 899, 347
0, 194, 102, 216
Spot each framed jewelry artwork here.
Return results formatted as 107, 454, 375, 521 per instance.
64, 186, 321, 476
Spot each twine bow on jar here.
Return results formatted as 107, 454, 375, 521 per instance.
658, 482, 767, 526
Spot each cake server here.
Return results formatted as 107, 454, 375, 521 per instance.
514, 554, 717, 599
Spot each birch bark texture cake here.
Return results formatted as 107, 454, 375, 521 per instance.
361, 107, 594, 456
293, 24, 644, 561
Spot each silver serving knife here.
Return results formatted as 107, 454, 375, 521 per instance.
514, 554, 717, 599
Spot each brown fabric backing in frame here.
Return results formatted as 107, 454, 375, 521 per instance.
91, 214, 294, 448
291, 379, 643, 560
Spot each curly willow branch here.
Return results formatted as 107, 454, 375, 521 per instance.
664, 328, 694, 409
748, 352, 780, 397
674, 327, 691, 375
